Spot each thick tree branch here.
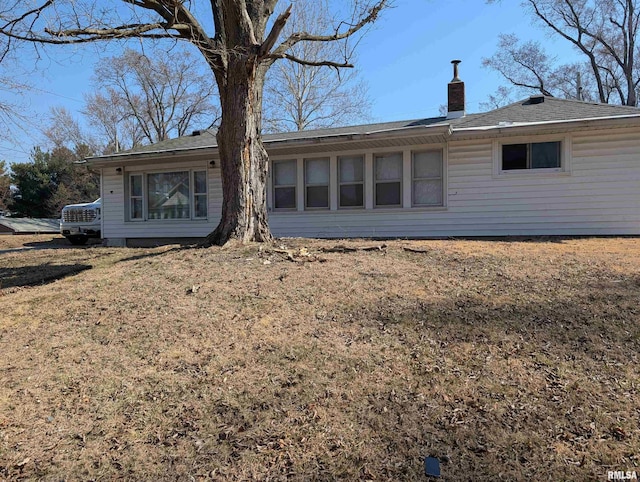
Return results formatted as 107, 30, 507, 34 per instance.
267, 52, 353, 68
44, 22, 186, 39
271, 0, 387, 57
259, 4, 292, 58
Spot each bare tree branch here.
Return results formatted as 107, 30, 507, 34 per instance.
270, 0, 387, 58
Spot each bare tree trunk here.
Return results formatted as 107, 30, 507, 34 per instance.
206, 60, 272, 246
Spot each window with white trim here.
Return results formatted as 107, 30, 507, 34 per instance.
374, 152, 402, 207
273, 160, 297, 210
127, 169, 207, 221
338, 155, 364, 208
502, 141, 561, 170
193, 171, 208, 219
412, 150, 443, 206
305, 157, 329, 209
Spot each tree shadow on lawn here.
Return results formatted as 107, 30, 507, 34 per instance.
336, 274, 640, 480
22, 238, 102, 249
0, 263, 92, 289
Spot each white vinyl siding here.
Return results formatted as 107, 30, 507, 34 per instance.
101, 159, 221, 240
268, 129, 640, 237
99, 127, 640, 242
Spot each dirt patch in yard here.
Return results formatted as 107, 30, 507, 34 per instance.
0, 236, 638, 480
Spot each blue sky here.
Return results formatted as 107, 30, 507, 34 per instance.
0, 0, 577, 164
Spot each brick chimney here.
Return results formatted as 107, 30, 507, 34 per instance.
447, 60, 465, 119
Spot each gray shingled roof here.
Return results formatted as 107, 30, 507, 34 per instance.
120, 116, 458, 155
91, 96, 640, 159
454, 96, 640, 128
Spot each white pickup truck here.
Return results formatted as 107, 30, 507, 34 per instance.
60, 198, 102, 245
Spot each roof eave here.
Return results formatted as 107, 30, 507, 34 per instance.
86, 123, 453, 166
451, 114, 640, 139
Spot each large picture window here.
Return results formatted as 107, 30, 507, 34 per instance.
127, 169, 207, 221
412, 150, 443, 206
374, 152, 402, 207
502, 141, 561, 170
339, 155, 364, 208
148, 171, 191, 219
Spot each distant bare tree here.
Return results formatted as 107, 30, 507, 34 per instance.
479, 86, 514, 110
45, 107, 98, 152
485, 0, 639, 106
84, 88, 145, 153
92, 48, 220, 145
483, 35, 601, 102
0, 30, 31, 142
263, 1, 371, 132
0, 160, 11, 212
0, 0, 388, 244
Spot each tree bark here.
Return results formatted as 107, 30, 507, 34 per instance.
205, 58, 272, 246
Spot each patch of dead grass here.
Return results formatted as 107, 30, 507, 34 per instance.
0, 236, 639, 480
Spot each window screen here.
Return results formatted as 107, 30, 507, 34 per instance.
412, 150, 443, 206
274, 160, 297, 209
339, 155, 364, 208
305, 158, 329, 209
375, 152, 402, 207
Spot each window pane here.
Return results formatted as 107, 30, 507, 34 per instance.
194, 171, 207, 193
413, 151, 442, 178
305, 158, 329, 184
339, 155, 364, 183
306, 186, 329, 208
130, 175, 142, 197
375, 153, 402, 180
274, 160, 296, 186
194, 194, 207, 218
275, 187, 296, 209
376, 182, 401, 206
131, 198, 143, 219
340, 184, 363, 207
147, 171, 190, 219
531, 142, 561, 168
413, 180, 443, 205
502, 144, 527, 170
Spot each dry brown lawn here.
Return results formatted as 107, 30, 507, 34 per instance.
0, 235, 638, 481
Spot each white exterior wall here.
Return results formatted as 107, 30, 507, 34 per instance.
268, 128, 640, 237
100, 127, 640, 241
101, 159, 221, 240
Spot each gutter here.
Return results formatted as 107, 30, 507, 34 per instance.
452, 113, 640, 138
